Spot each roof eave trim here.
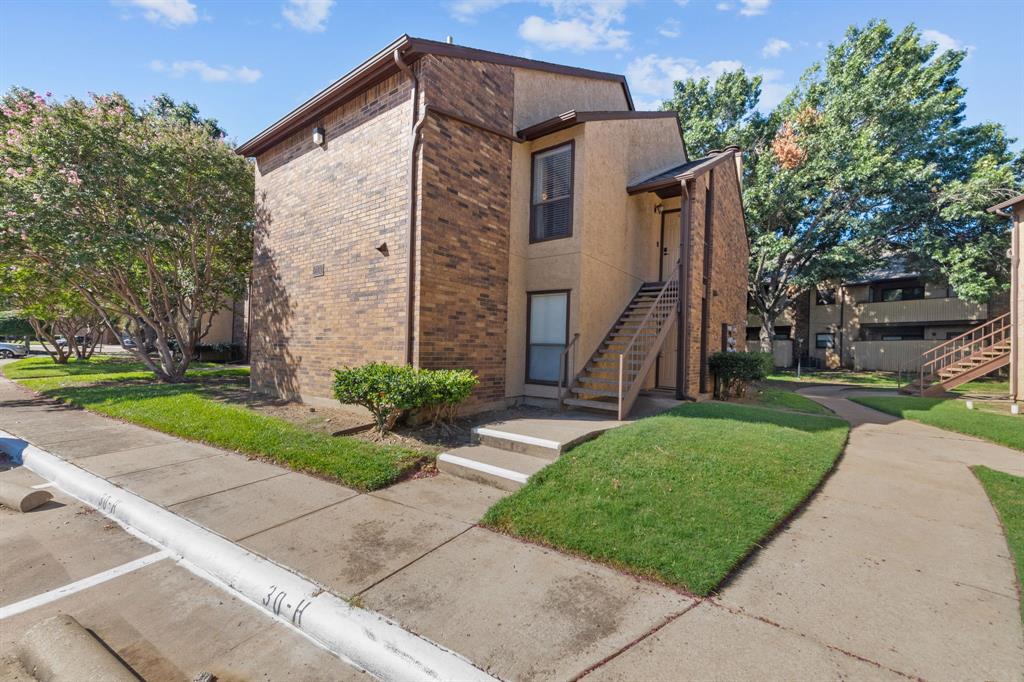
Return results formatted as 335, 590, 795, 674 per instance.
237, 35, 412, 157
987, 193, 1024, 214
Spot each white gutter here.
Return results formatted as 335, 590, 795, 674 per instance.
0, 431, 494, 682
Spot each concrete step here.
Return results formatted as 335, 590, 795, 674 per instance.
437, 445, 549, 491
562, 397, 618, 412
471, 426, 561, 460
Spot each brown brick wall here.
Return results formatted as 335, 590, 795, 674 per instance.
415, 55, 514, 406
249, 73, 412, 401
682, 159, 749, 396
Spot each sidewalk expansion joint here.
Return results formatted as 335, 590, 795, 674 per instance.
354, 525, 476, 599
233, 496, 361, 543
706, 599, 922, 681
164, 470, 291, 508
568, 600, 704, 681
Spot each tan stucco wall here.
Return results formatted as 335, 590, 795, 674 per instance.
504, 116, 687, 399
512, 69, 629, 131
202, 304, 235, 345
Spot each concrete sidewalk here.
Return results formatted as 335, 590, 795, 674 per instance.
2, 375, 1022, 680
588, 385, 1023, 682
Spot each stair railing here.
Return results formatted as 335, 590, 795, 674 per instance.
916, 312, 1011, 395
557, 333, 581, 409
616, 262, 681, 420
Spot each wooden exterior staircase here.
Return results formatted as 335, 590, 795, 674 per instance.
901, 312, 1011, 396
558, 264, 680, 419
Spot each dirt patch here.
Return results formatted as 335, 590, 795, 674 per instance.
199, 377, 555, 451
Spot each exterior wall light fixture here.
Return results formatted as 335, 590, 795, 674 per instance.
312, 126, 325, 146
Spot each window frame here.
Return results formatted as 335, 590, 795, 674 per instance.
880, 285, 925, 302
525, 289, 571, 386
815, 332, 835, 349
815, 288, 837, 305
529, 141, 575, 244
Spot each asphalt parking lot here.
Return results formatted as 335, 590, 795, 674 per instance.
0, 460, 369, 682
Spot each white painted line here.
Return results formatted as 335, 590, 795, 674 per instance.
438, 452, 529, 485
0, 430, 494, 682
0, 551, 169, 620
472, 427, 562, 453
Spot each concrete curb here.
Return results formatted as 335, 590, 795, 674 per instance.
19, 614, 137, 682
0, 431, 495, 682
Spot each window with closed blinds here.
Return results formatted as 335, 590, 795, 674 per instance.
527, 291, 569, 384
530, 142, 574, 243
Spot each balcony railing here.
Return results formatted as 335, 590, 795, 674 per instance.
853, 298, 987, 325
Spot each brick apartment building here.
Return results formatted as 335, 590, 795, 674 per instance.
238, 36, 748, 418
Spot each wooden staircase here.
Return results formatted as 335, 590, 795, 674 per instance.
901, 313, 1011, 396
559, 265, 680, 419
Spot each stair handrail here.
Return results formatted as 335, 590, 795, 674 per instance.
916, 312, 1011, 395
557, 332, 581, 409
616, 262, 681, 420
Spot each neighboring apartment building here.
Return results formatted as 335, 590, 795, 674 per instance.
749, 265, 992, 371
989, 193, 1024, 402
237, 36, 748, 418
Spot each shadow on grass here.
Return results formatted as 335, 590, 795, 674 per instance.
659, 401, 847, 435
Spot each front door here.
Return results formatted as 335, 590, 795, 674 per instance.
657, 210, 681, 389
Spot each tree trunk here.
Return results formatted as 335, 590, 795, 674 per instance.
759, 316, 775, 354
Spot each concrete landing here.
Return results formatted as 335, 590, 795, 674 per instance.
442, 395, 682, 490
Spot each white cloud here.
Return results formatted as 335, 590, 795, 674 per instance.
282, 0, 334, 32
659, 18, 681, 38
674, 0, 688, 5
626, 54, 790, 113
116, 0, 197, 26
716, 0, 770, 15
449, 0, 518, 22
518, 1, 631, 51
755, 68, 788, 111
921, 29, 973, 55
739, 0, 770, 15
627, 54, 743, 98
761, 38, 790, 58
150, 59, 262, 83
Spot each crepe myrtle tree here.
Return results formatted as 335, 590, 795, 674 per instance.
0, 260, 103, 362
0, 89, 255, 381
663, 21, 1022, 351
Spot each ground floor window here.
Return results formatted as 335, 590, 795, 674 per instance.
527, 290, 569, 384
815, 332, 835, 349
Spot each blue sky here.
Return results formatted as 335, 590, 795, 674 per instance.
2, 0, 1022, 150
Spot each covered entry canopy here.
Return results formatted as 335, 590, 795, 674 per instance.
627, 146, 742, 198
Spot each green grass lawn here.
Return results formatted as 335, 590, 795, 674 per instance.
952, 377, 1011, 397
483, 402, 849, 595
972, 466, 1024, 622
768, 369, 901, 389
4, 357, 423, 491
850, 395, 1024, 452
747, 385, 832, 415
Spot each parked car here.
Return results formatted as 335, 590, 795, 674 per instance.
0, 342, 28, 359
120, 335, 137, 349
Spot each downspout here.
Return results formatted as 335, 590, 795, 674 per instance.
394, 49, 421, 367
1012, 221, 1020, 401
676, 180, 694, 400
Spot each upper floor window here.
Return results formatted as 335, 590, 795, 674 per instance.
815, 288, 836, 305
530, 142, 574, 243
880, 285, 924, 302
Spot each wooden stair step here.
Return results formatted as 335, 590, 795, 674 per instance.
571, 386, 619, 397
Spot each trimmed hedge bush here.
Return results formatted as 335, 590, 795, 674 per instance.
708, 351, 772, 399
333, 362, 478, 434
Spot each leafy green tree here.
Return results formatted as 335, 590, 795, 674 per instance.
0, 89, 254, 380
662, 21, 1022, 350
0, 260, 102, 362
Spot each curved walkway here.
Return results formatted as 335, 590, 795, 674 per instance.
719, 386, 1023, 680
